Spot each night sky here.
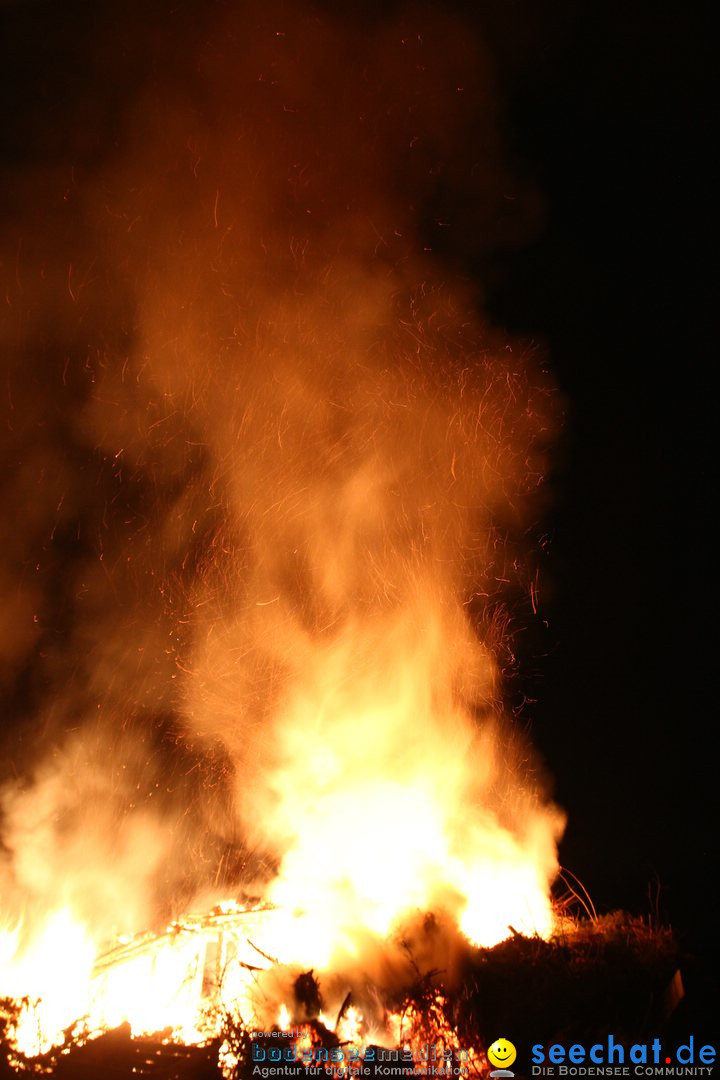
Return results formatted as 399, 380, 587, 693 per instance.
1, 0, 716, 1028
480, 0, 716, 1025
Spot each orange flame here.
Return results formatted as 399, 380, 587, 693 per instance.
0, 4, 565, 1064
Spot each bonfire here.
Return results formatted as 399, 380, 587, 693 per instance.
0, 3, 681, 1078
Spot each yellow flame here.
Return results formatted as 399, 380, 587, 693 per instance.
0, 608, 563, 1058
244, 603, 563, 969
1, 904, 265, 1057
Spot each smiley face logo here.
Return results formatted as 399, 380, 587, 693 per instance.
487, 1038, 517, 1070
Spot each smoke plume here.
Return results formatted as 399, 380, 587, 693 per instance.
0, 0, 562, 962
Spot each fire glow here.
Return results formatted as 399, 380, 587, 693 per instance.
1, 2, 565, 1071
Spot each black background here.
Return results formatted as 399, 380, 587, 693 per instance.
478, 0, 717, 1030
479, 0, 715, 937
1, 0, 716, 1028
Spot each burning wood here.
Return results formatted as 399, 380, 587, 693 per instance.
1, 902, 281, 1059
1, 909, 680, 1079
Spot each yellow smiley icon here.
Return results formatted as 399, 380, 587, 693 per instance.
487, 1039, 517, 1069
